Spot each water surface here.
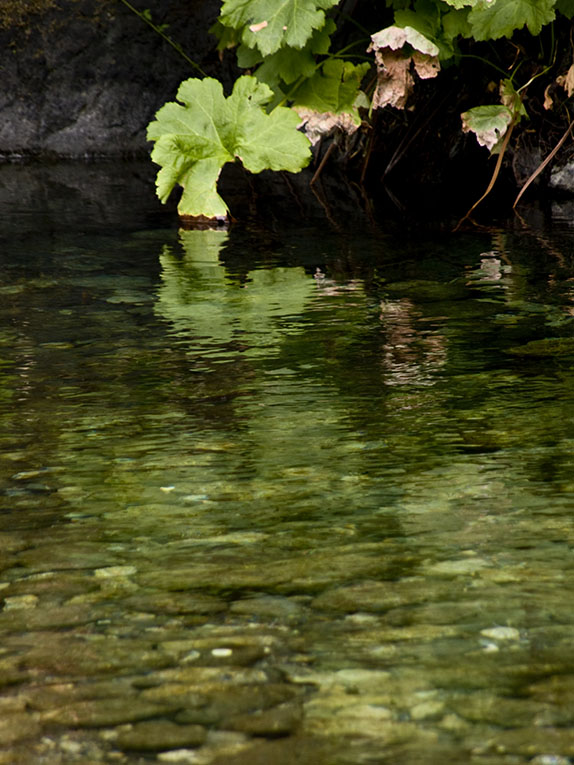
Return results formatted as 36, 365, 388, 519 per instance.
1, 163, 574, 763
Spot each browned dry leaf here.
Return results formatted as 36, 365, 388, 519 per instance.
543, 84, 553, 111
368, 26, 440, 111
295, 107, 360, 145
412, 52, 440, 80
556, 64, 574, 98
371, 50, 414, 110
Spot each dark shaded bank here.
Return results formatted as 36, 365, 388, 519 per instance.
0, 0, 223, 157
2, 0, 574, 214
3, 160, 574, 238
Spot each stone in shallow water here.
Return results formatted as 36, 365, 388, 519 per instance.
227, 700, 303, 736
94, 565, 137, 578
480, 626, 520, 641
425, 558, 492, 576
17, 634, 175, 676
115, 720, 206, 751
158, 731, 251, 763
485, 727, 574, 756
147, 682, 300, 727
2, 594, 38, 610
229, 595, 304, 621
125, 591, 227, 616
311, 578, 454, 613
0, 713, 41, 746
507, 337, 574, 357
42, 698, 174, 727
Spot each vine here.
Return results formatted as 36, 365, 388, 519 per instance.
145, 0, 574, 222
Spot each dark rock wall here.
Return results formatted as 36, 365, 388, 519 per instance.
0, 0, 223, 157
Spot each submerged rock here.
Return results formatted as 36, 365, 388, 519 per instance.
115, 720, 206, 751
507, 337, 574, 357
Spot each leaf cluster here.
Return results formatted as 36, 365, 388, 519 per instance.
146, 0, 574, 219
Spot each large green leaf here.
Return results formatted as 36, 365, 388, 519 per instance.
219, 0, 340, 57
147, 76, 311, 218
557, 0, 574, 17
237, 20, 335, 88
468, 0, 556, 40
292, 59, 370, 118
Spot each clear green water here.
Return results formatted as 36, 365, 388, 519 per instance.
2, 164, 574, 763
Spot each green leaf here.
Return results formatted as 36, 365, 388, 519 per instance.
557, 0, 574, 18
461, 104, 513, 152
468, 0, 556, 40
219, 0, 340, 57
440, 0, 479, 8
209, 19, 242, 51
292, 59, 370, 119
147, 76, 311, 218
442, 8, 472, 39
237, 20, 335, 88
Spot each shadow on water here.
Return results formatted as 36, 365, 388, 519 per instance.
2, 162, 574, 762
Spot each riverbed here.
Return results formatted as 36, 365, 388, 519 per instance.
1, 163, 574, 764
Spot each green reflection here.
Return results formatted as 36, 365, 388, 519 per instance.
2, 202, 574, 763
156, 229, 315, 356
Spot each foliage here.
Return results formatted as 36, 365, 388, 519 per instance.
146, 0, 574, 219
147, 76, 311, 218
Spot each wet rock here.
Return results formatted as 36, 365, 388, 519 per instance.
550, 161, 574, 192
23, 677, 143, 711
0, 0, 220, 158
312, 578, 455, 613
528, 674, 574, 705
158, 731, 252, 763
14, 541, 122, 571
229, 595, 304, 621
304, 689, 393, 737
458, 693, 543, 727
157, 637, 269, 667
146, 682, 300, 727
17, 634, 175, 676
507, 337, 574, 357
424, 557, 492, 576
3, 571, 93, 600
94, 565, 137, 578
226, 700, 303, 736
139, 666, 271, 688
410, 699, 445, 720
115, 720, 206, 751
0, 655, 27, 687
0, 713, 41, 745
480, 626, 521, 641
485, 727, 574, 756
125, 591, 228, 616
285, 667, 391, 693
137, 544, 395, 594
0, 533, 27, 555
0, 604, 99, 631
2, 594, 38, 610
43, 697, 175, 727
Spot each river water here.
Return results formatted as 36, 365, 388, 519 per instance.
1, 163, 574, 764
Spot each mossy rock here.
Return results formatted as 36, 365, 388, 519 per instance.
507, 337, 574, 357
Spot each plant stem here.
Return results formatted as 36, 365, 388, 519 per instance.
454, 119, 516, 231
118, 0, 207, 77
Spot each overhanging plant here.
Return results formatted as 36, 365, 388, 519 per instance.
143, 0, 574, 223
